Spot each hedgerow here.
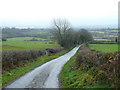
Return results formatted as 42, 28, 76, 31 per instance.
76, 45, 120, 88
2, 47, 64, 73
61, 44, 120, 88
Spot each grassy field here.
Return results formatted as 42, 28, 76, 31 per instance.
1, 37, 59, 50
93, 39, 111, 41
89, 29, 118, 42
88, 44, 119, 52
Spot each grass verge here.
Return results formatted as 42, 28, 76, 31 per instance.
61, 50, 78, 88
2, 50, 69, 87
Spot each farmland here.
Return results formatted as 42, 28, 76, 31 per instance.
2, 27, 118, 43
1, 37, 59, 50
1, 27, 119, 88
2, 28, 50, 38
89, 29, 118, 42
88, 44, 119, 52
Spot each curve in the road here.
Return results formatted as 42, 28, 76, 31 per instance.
6, 45, 80, 88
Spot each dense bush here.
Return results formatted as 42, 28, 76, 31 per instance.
2, 38, 7, 41
76, 52, 111, 68
2, 47, 64, 73
46, 47, 64, 55
76, 46, 120, 88
101, 52, 120, 87
2, 50, 45, 72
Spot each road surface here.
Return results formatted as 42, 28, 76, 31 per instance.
6, 45, 80, 88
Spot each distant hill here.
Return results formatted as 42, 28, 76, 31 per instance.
2, 27, 118, 42
2, 27, 51, 39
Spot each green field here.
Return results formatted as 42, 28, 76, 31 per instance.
93, 39, 111, 41
89, 44, 119, 52
1, 37, 59, 50
89, 29, 118, 42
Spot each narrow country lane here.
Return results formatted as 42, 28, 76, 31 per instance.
6, 45, 80, 88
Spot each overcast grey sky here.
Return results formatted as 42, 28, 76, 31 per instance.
0, 0, 119, 28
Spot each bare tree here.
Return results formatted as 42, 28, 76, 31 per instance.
51, 19, 93, 48
51, 19, 76, 48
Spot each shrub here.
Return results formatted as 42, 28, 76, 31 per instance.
46, 47, 64, 55
2, 47, 64, 73
2, 38, 7, 41
76, 49, 120, 88
2, 49, 45, 72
